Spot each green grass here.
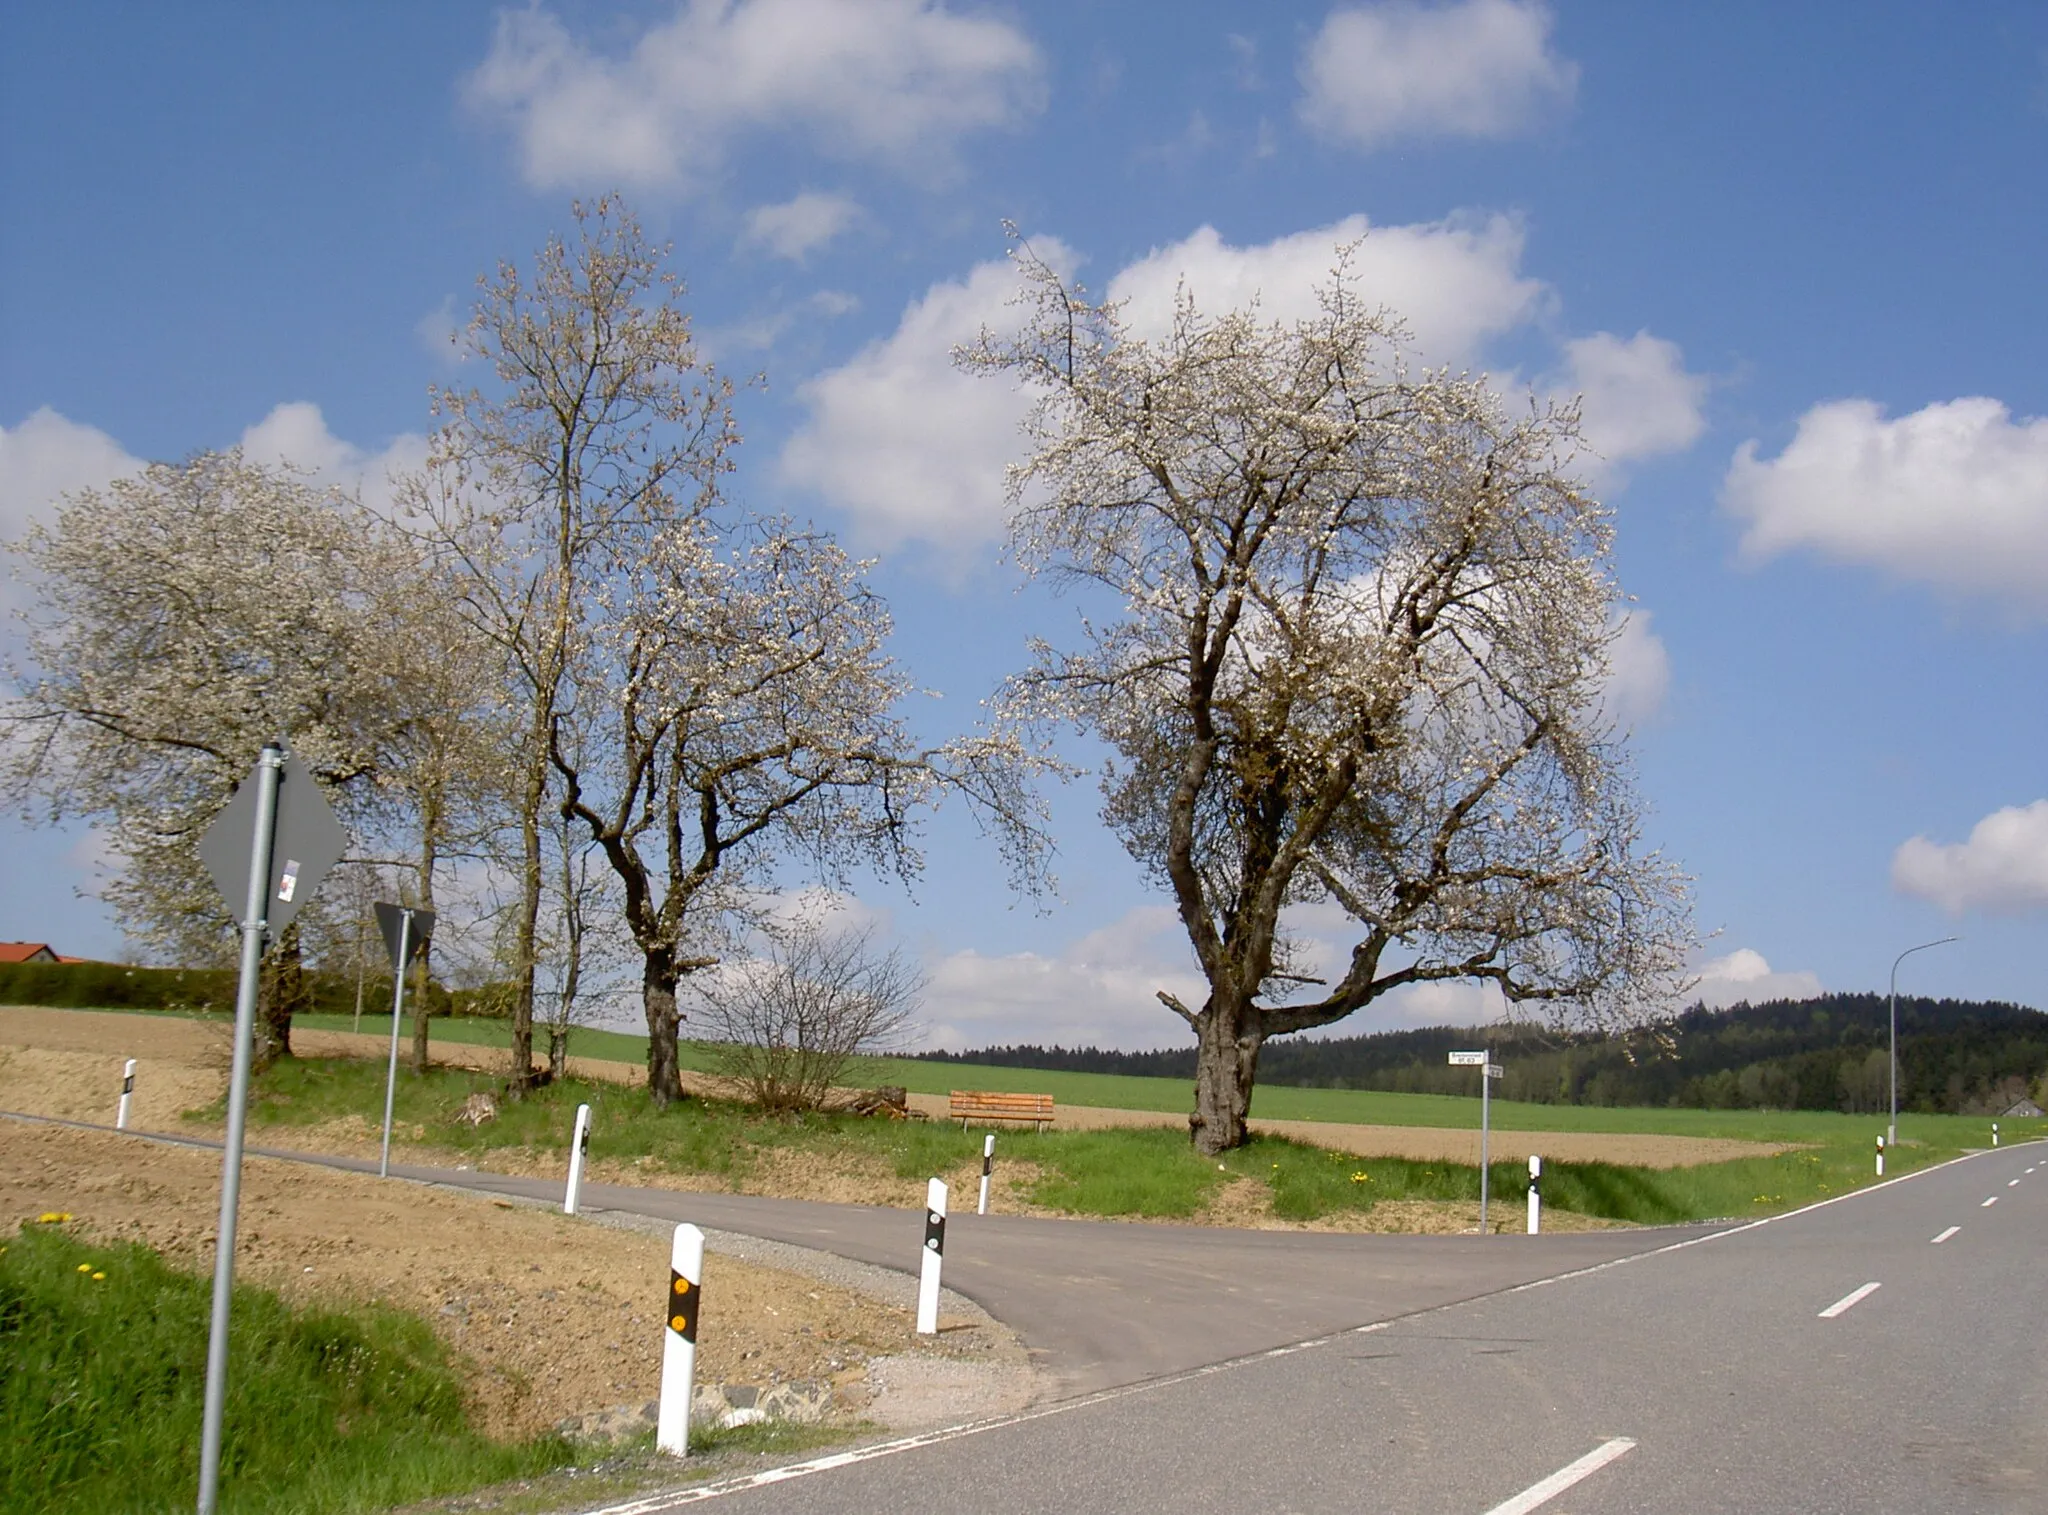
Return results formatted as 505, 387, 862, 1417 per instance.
0, 1219, 574, 1515
212, 1053, 2035, 1230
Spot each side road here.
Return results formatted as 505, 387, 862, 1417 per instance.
14, 1111, 1728, 1398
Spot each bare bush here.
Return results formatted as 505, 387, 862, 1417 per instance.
693, 917, 922, 1114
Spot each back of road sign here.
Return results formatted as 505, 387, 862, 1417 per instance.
196, 750, 348, 936
373, 902, 435, 971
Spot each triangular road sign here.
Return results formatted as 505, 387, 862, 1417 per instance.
373, 901, 434, 971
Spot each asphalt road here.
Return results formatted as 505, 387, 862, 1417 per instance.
356, 1154, 1721, 1398
576, 1140, 2047, 1515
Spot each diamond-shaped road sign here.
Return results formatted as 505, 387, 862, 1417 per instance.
196, 749, 349, 937
373, 901, 435, 971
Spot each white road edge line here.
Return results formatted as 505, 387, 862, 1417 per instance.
2008, 1179, 2020, 1187
1982, 1196, 1999, 1207
1481, 1438, 1637, 1515
1819, 1282, 1881, 1318
1931, 1226, 1960, 1244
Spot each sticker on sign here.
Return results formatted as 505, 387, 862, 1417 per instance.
1448, 1050, 1487, 1065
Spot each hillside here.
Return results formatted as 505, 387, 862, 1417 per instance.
917, 994, 2048, 1116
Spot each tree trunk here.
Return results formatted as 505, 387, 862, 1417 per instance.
409, 796, 441, 1075
642, 946, 687, 1108
1189, 996, 1261, 1156
254, 922, 309, 1072
407, 956, 433, 1074
508, 778, 543, 1093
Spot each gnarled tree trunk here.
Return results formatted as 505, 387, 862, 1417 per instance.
642, 945, 686, 1108
1189, 992, 1263, 1157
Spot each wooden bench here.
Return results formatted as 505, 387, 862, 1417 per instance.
949, 1090, 1055, 1131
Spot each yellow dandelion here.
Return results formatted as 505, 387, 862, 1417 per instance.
38, 1212, 73, 1224
91, 1272, 106, 1281
77, 1263, 92, 1273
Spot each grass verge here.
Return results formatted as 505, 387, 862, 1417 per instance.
0, 1218, 574, 1515
209, 1055, 2016, 1229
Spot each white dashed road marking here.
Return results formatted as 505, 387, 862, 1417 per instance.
1983, 1196, 1999, 1208
1819, 1282, 1881, 1319
1481, 1439, 1638, 1515
1931, 1226, 1960, 1244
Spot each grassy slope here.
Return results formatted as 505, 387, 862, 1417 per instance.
219, 1054, 2029, 1229
0, 1219, 569, 1515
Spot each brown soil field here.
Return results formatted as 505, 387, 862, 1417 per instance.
0, 1009, 1036, 1445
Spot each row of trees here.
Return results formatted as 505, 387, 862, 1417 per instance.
3, 204, 1691, 1150
927, 995, 2048, 1116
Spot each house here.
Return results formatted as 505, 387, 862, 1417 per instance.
2000, 1097, 2044, 1120
0, 942, 61, 964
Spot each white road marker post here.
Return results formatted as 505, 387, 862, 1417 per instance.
1527, 1154, 1541, 1235
117, 1058, 135, 1130
657, 1223, 704, 1457
1993, 1121, 2000, 1147
1875, 1135, 1885, 1177
564, 1103, 592, 1215
916, 1177, 947, 1334
978, 1133, 994, 1216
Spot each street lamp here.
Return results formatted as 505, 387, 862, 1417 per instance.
1890, 936, 1958, 1148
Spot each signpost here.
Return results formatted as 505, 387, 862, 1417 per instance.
191, 744, 347, 1515
1449, 1050, 1503, 1235
372, 901, 434, 1180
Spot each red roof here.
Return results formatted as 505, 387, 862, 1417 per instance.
0, 943, 61, 964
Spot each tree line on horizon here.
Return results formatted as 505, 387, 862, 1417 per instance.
916, 993, 2048, 1117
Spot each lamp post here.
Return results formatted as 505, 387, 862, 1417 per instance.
1890, 935, 1958, 1148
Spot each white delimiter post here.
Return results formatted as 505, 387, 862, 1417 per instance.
564, 1103, 592, 1215
117, 1059, 136, 1130
657, 1223, 704, 1457
1527, 1154, 1542, 1235
916, 1177, 948, 1335
1993, 1122, 2001, 1148
1875, 1135, 1885, 1177
977, 1133, 994, 1216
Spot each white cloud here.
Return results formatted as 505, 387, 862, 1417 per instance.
1687, 948, 1823, 1010
0, 407, 144, 545
464, 0, 1044, 193
1552, 330, 1708, 478
741, 191, 861, 262
237, 403, 428, 518
1106, 213, 1545, 368
780, 215, 1545, 556
919, 906, 1209, 1052
779, 247, 1065, 558
1298, 0, 1578, 150
1893, 800, 2048, 915
1723, 396, 2048, 612
1599, 608, 1670, 729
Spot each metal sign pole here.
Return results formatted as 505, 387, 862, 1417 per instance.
1479, 1056, 1492, 1236
379, 910, 413, 1180
196, 742, 283, 1515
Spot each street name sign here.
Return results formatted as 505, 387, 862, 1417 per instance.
1448, 1050, 1487, 1065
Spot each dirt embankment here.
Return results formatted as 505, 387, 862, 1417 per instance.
0, 1008, 1037, 1441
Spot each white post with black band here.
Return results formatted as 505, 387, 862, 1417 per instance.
1875, 1135, 1885, 1177
978, 1133, 994, 1215
658, 1223, 703, 1457
1527, 1153, 1542, 1235
117, 1058, 136, 1130
916, 1177, 947, 1334
564, 1103, 591, 1215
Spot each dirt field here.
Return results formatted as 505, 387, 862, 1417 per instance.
0, 1009, 1037, 1444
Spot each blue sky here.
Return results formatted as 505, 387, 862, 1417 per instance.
4, 1, 2046, 1049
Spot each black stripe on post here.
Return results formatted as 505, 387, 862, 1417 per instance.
924, 1207, 946, 1257
122, 1074, 134, 1094
982, 1150, 993, 1178
668, 1269, 698, 1343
